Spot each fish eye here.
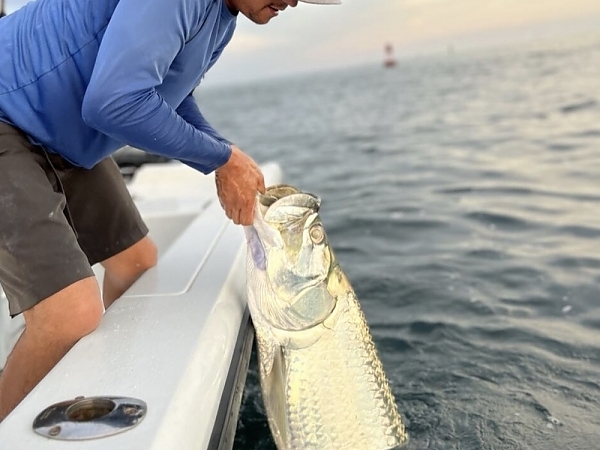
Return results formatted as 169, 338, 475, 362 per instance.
309, 224, 325, 244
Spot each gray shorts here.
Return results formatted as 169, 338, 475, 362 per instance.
0, 122, 148, 317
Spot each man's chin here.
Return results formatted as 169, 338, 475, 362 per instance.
248, 16, 272, 24
243, 9, 275, 25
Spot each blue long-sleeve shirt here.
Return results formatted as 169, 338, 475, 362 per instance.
0, 0, 235, 173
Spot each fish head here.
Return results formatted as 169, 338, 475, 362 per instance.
246, 185, 336, 331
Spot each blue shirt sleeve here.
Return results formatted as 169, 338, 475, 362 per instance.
176, 93, 231, 146
176, 93, 233, 174
80, 0, 232, 174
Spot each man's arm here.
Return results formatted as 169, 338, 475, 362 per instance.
81, 0, 264, 224
81, 0, 230, 173
175, 94, 265, 225
176, 93, 230, 144
176, 93, 230, 173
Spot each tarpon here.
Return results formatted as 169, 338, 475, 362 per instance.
244, 184, 407, 450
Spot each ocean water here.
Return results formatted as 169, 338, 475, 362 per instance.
199, 32, 600, 449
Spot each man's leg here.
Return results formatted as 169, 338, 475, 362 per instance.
0, 277, 104, 421
59, 157, 155, 309
101, 236, 157, 309
0, 124, 103, 422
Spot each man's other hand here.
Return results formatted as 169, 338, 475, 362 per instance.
215, 145, 266, 225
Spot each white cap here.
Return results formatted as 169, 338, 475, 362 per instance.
299, 0, 341, 4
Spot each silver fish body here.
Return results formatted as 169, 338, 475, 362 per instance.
244, 185, 407, 450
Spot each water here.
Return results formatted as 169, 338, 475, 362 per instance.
199, 32, 600, 449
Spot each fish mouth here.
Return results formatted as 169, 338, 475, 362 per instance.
258, 185, 300, 207
258, 184, 321, 217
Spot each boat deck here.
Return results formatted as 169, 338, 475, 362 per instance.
0, 161, 282, 449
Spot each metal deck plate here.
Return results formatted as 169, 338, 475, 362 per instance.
33, 396, 147, 440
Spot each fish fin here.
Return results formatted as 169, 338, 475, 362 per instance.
261, 346, 289, 450
256, 330, 290, 447
255, 327, 278, 378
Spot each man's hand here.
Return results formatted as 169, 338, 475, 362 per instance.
215, 145, 266, 226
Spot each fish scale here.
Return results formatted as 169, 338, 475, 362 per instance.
283, 293, 405, 450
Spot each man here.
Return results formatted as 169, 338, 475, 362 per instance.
0, 0, 340, 421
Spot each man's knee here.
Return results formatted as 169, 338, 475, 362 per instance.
24, 277, 104, 343
135, 238, 158, 272
101, 237, 158, 307
104, 236, 158, 278
59, 293, 104, 340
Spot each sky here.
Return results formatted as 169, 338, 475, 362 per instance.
5, 0, 600, 86
207, 0, 600, 85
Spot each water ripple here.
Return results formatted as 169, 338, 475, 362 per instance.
560, 99, 598, 114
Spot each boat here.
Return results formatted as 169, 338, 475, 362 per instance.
0, 151, 283, 449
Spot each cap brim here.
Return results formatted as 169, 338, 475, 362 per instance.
299, 0, 341, 4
